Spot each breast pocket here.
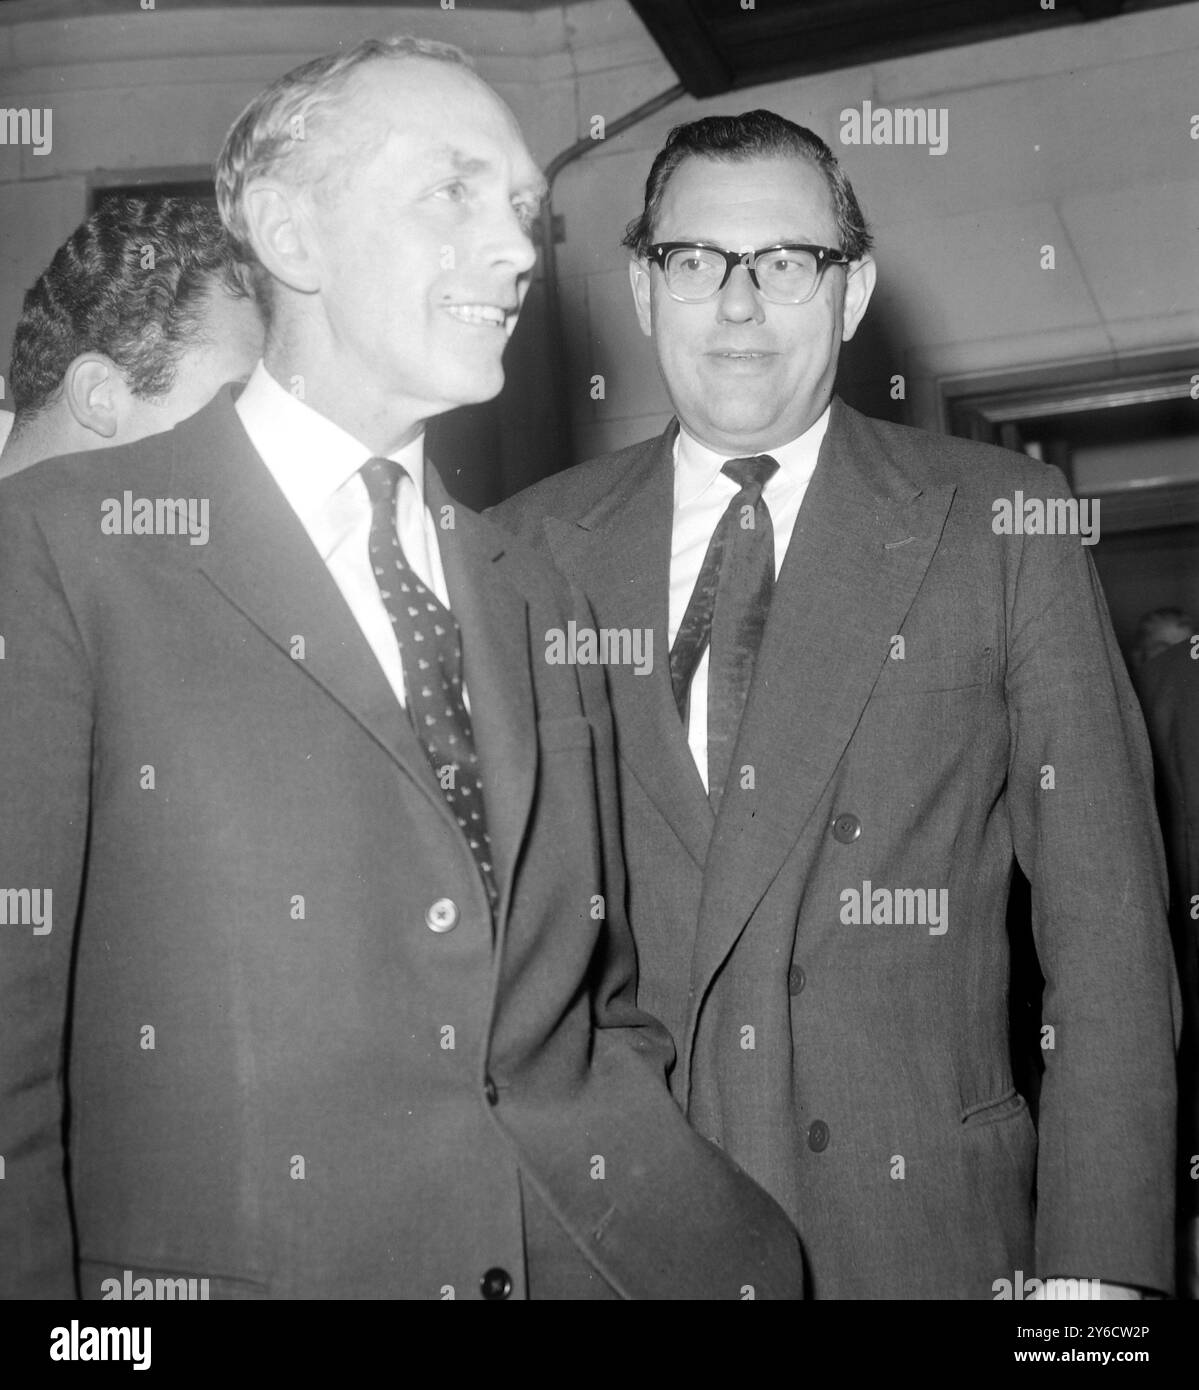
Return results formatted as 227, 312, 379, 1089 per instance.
960, 1087, 1029, 1130
875, 648, 993, 696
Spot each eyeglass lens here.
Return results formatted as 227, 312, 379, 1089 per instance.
664, 247, 823, 303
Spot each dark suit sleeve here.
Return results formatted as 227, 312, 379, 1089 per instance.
492, 512, 682, 1081
566, 585, 677, 1083
1003, 466, 1180, 1292
0, 492, 92, 1297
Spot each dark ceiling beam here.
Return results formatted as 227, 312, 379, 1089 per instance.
626, 0, 736, 98
725, 16, 1085, 88
630, 0, 1177, 95
704, 0, 1050, 45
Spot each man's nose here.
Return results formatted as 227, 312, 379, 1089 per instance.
486, 205, 537, 276
715, 261, 766, 324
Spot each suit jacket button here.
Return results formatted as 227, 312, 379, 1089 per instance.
808, 1120, 830, 1152
788, 965, 806, 995
481, 1267, 512, 1300
425, 898, 459, 932
831, 813, 861, 843
484, 1076, 499, 1105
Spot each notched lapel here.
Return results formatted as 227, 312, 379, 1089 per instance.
543, 433, 713, 869
686, 404, 957, 1053
183, 393, 438, 797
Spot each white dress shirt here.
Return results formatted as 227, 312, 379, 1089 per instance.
669, 405, 831, 788
235, 361, 451, 709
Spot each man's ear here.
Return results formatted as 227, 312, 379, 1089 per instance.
242, 181, 322, 296
841, 253, 877, 344
628, 256, 653, 338
63, 354, 124, 439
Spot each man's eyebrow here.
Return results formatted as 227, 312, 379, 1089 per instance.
664, 234, 828, 253
419, 146, 547, 201
419, 146, 492, 177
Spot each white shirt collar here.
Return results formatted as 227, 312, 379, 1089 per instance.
234, 360, 426, 553
674, 402, 832, 510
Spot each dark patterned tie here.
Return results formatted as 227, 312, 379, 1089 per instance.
360, 456, 498, 907
669, 454, 780, 811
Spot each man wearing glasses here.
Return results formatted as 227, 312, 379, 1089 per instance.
495, 110, 1178, 1299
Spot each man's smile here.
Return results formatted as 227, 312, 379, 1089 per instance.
705, 349, 779, 364
443, 301, 515, 328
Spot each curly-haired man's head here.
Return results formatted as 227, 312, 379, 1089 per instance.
1, 193, 263, 477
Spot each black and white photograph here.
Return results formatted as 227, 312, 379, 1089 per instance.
0, 0, 1196, 1361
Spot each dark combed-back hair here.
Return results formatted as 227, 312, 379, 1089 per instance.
8, 193, 250, 420
622, 109, 873, 262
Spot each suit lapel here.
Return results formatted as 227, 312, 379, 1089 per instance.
542, 428, 713, 870
684, 402, 957, 1065
427, 468, 537, 928
182, 392, 537, 926
180, 390, 455, 823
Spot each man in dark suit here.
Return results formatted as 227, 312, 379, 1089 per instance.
1139, 638, 1199, 1296
0, 40, 803, 1300
494, 110, 1179, 1299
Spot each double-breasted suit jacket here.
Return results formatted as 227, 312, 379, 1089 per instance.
494, 397, 1179, 1299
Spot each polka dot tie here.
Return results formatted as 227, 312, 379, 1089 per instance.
361, 457, 498, 908
668, 454, 779, 811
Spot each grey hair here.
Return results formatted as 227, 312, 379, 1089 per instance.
214, 35, 474, 318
